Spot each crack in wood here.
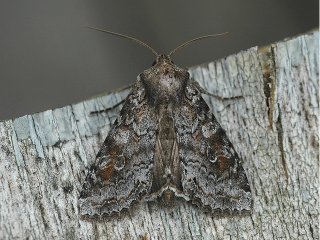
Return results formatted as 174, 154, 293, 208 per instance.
258, 45, 277, 130
276, 104, 289, 183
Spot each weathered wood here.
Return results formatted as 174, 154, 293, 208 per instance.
0, 31, 318, 240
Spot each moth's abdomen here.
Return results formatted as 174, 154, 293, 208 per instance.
149, 107, 183, 205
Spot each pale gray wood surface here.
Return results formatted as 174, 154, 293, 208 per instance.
0, 31, 318, 240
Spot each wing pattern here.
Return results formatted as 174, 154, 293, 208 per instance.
79, 79, 157, 216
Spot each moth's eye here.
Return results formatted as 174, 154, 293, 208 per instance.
152, 60, 157, 66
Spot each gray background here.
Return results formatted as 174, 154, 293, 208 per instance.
0, 0, 318, 120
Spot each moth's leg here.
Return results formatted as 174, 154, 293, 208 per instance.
194, 80, 243, 101
200, 89, 243, 101
90, 84, 133, 115
90, 98, 126, 115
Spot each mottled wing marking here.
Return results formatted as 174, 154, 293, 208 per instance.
174, 79, 252, 212
79, 78, 157, 216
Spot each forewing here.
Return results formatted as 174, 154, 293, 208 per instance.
174, 80, 252, 213
79, 79, 157, 217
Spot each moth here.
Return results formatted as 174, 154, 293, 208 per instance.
79, 28, 252, 217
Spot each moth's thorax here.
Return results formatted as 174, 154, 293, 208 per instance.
140, 55, 189, 106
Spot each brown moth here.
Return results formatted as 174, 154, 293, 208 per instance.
79, 28, 252, 217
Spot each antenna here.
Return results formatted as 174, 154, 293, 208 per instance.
168, 32, 229, 58
87, 26, 159, 57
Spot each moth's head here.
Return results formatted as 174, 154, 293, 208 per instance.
152, 54, 174, 67
142, 54, 188, 81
